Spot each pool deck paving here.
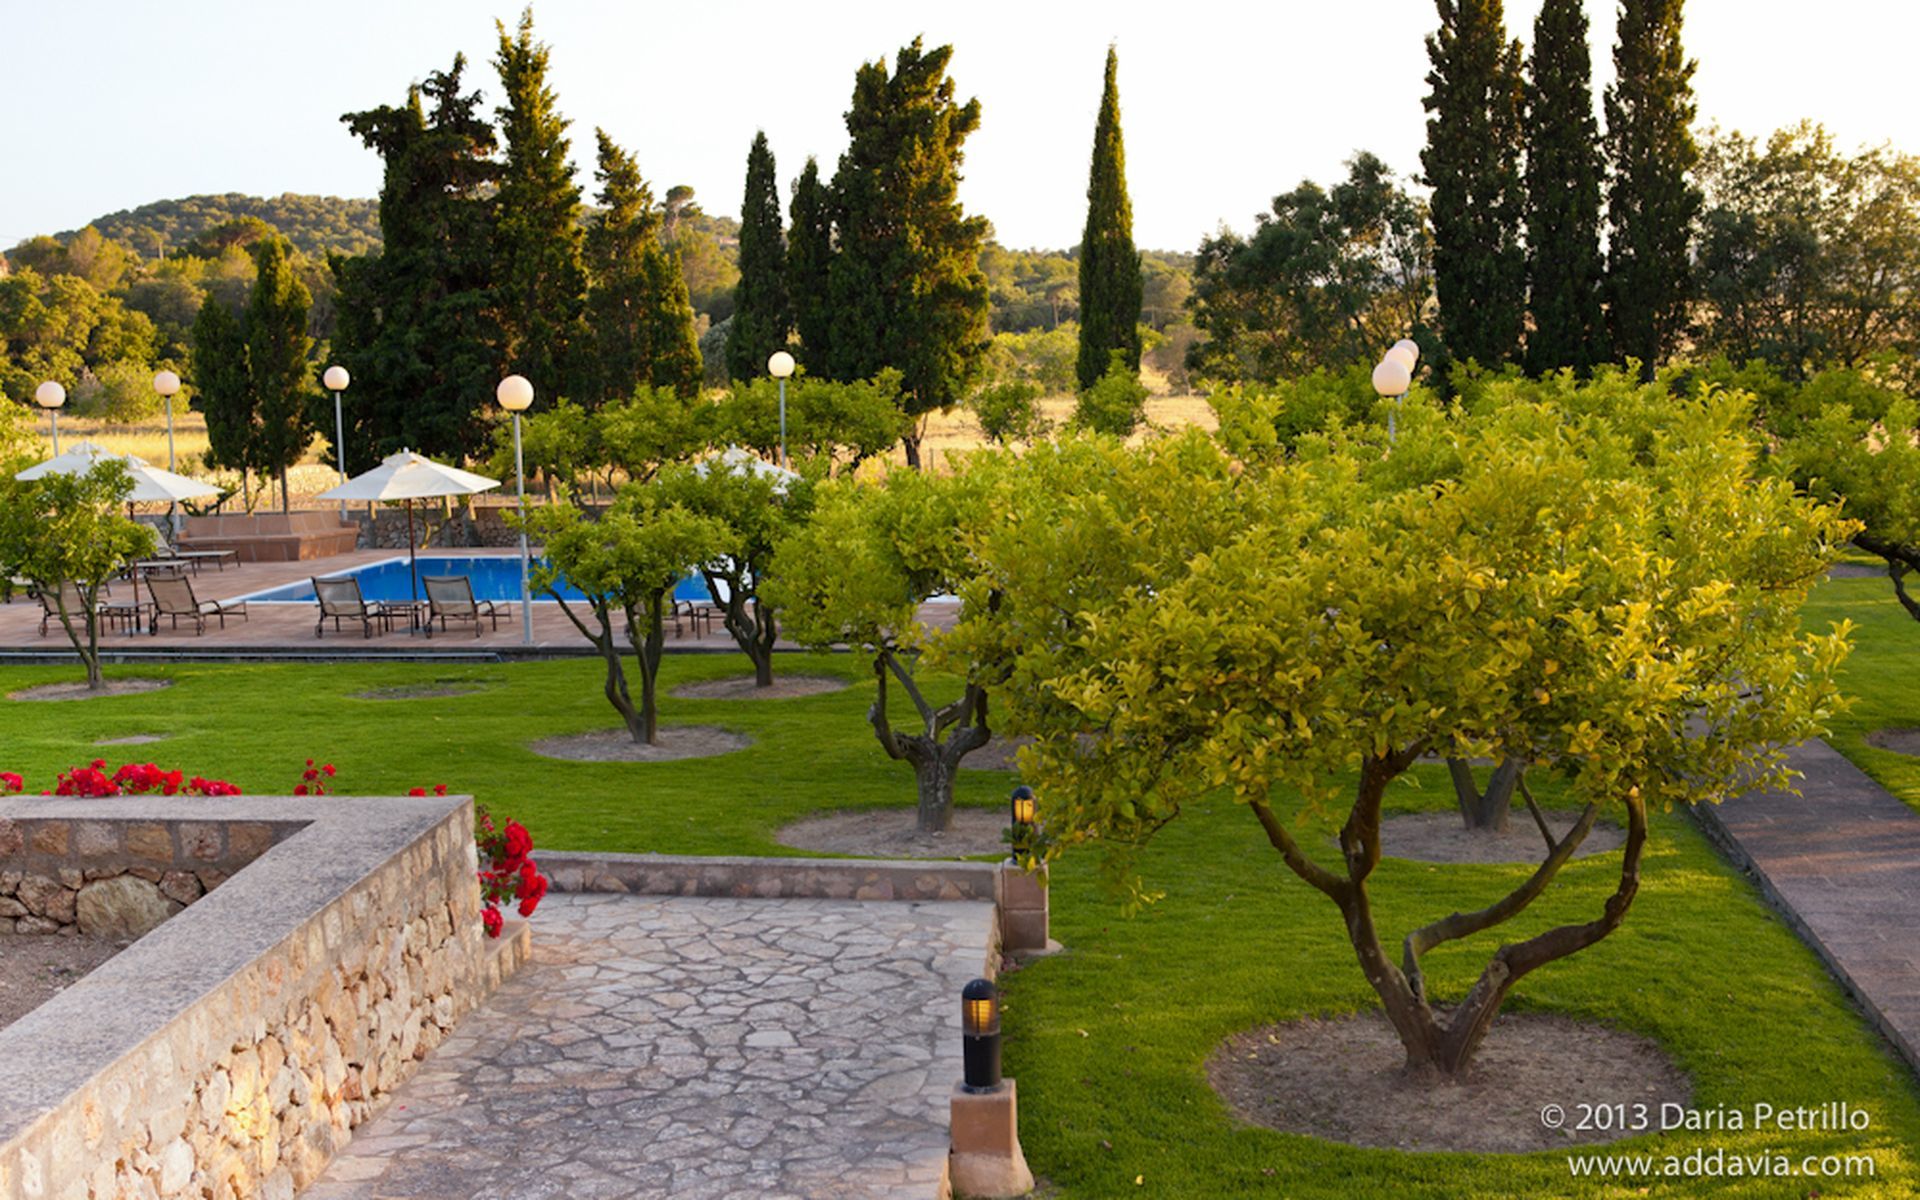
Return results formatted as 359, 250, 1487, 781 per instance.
1698, 739, 1920, 1076
0, 548, 959, 658
303, 892, 996, 1200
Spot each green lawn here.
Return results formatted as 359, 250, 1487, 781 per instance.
4, 594, 1919, 1198
1803, 573, 1920, 815
0, 652, 1010, 854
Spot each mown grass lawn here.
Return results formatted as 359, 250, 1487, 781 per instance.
4, 583, 1919, 1198
0, 652, 1010, 855
1803, 573, 1920, 815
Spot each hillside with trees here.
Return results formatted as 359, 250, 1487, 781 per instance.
68, 193, 381, 260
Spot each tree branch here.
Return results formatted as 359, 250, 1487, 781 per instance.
1401, 801, 1599, 1005
1518, 776, 1556, 852
1248, 797, 1347, 901
868, 655, 907, 761
1434, 790, 1648, 1072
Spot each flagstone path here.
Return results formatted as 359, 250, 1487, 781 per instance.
304, 892, 996, 1200
1697, 740, 1920, 1074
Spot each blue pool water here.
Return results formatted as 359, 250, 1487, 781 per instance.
235, 555, 714, 604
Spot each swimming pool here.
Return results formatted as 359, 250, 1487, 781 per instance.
235, 555, 716, 605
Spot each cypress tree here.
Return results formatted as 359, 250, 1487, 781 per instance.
1605, 0, 1701, 379
1076, 47, 1143, 392
245, 237, 314, 512
1421, 0, 1527, 369
727, 131, 791, 381
190, 295, 253, 490
1524, 0, 1608, 375
494, 8, 588, 399
335, 56, 501, 461
787, 157, 835, 373
585, 130, 704, 400
827, 39, 991, 468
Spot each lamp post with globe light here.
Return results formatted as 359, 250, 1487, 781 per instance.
1372, 339, 1420, 443
152, 370, 184, 530
151, 370, 182, 472
496, 375, 536, 645
34, 381, 66, 454
323, 366, 351, 521
767, 350, 795, 468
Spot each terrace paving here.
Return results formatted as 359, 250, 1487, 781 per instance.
0, 547, 957, 658
1698, 740, 1920, 1076
304, 892, 996, 1200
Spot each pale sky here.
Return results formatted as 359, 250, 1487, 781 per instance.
3, 0, 1916, 253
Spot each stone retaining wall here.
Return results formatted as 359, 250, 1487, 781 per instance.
0, 795, 526, 1200
0, 815, 303, 937
541, 850, 1048, 953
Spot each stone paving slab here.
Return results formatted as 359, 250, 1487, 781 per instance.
1696, 739, 1920, 1073
305, 892, 997, 1200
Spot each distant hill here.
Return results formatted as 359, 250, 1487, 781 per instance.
69, 193, 381, 260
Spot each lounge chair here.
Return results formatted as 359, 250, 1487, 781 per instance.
135, 529, 241, 575
422, 575, 507, 639
313, 575, 395, 639
147, 571, 247, 635
36, 581, 102, 637
674, 597, 720, 639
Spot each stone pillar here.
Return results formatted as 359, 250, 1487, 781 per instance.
997, 862, 1049, 952
950, 1080, 1034, 1198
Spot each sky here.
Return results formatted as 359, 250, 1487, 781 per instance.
4, 0, 1918, 253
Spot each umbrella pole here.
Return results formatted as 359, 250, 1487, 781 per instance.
407, 499, 420, 607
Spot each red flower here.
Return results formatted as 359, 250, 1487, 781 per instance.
482, 906, 503, 938
503, 821, 533, 863
516, 873, 548, 918
0, 772, 21, 794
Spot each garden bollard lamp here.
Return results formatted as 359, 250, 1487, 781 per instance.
962, 978, 1002, 1092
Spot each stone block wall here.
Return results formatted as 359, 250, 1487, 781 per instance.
0, 815, 301, 937
0, 795, 527, 1200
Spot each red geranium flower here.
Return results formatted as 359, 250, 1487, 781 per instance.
482, 906, 504, 938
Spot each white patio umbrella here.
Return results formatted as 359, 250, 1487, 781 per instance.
694, 445, 802, 494
16, 440, 222, 504
317, 449, 500, 604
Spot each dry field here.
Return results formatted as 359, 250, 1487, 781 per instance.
25, 380, 1219, 504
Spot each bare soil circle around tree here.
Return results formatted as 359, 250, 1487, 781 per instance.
1865, 728, 1920, 757
777, 807, 1010, 859
670, 675, 849, 701
1373, 811, 1626, 865
1208, 1011, 1691, 1153
7, 679, 173, 703
528, 726, 752, 763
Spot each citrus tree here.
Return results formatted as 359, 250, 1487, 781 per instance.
519, 486, 724, 744
0, 460, 153, 691
767, 466, 991, 831
1771, 382, 1920, 620
657, 454, 816, 688
949, 399, 1850, 1079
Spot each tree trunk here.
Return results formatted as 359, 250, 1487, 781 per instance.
1448, 757, 1522, 831
902, 433, 923, 471
868, 652, 991, 831
552, 593, 646, 743
909, 749, 958, 833
706, 570, 778, 687
51, 586, 105, 691
628, 592, 668, 746
280, 469, 290, 515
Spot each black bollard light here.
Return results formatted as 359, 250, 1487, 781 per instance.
961, 977, 1002, 1092
1009, 785, 1036, 859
